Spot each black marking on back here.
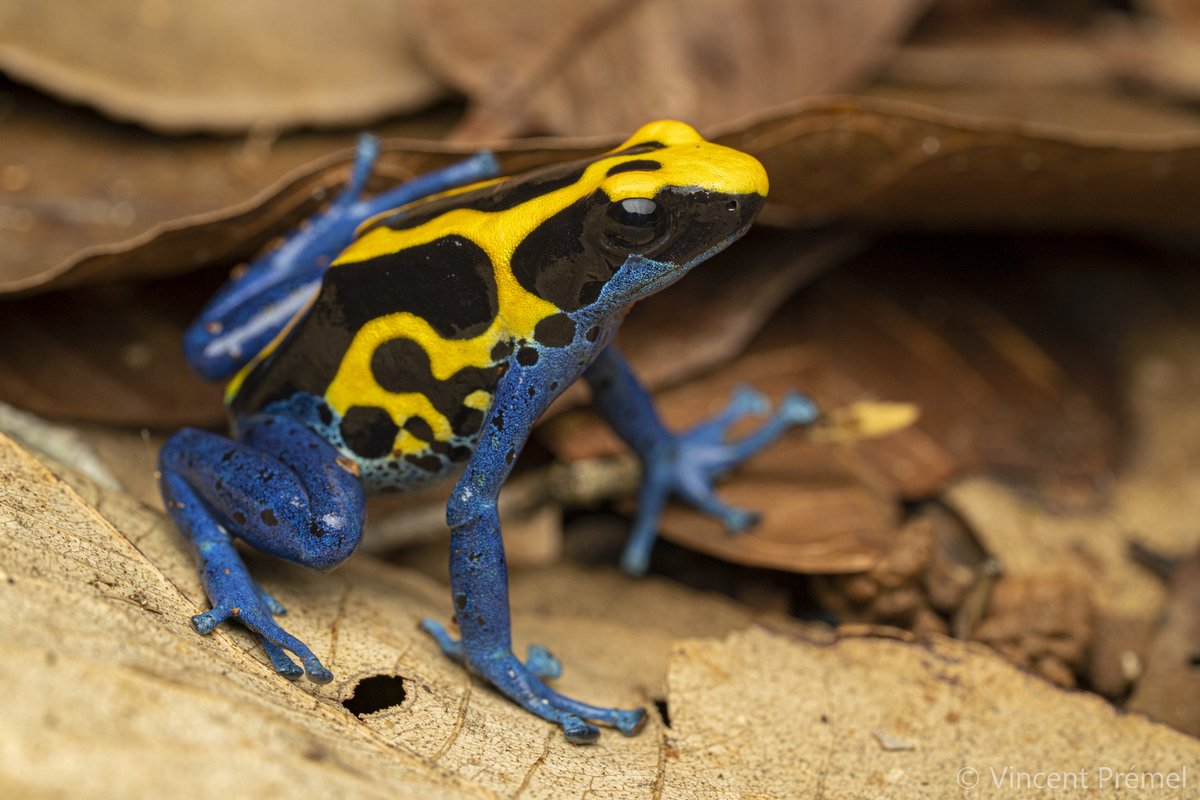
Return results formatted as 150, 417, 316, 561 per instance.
403, 416, 435, 441
606, 159, 661, 177
532, 313, 576, 347
491, 340, 514, 361
368, 336, 502, 439
331, 235, 496, 339
340, 406, 399, 459
231, 235, 497, 415
509, 194, 623, 311
370, 338, 431, 394
404, 453, 443, 472
374, 163, 589, 233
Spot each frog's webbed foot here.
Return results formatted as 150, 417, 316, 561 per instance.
622, 385, 819, 575
187, 531, 333, 684
420, 619, 645, 743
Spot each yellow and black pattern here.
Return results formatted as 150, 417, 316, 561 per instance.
226, 120, 768, 487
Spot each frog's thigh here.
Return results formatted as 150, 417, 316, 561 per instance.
159, 416, 364, 570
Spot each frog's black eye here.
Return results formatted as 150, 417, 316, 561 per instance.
605, 197, 663, 250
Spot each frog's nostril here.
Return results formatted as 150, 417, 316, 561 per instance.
725, 200, 738, 213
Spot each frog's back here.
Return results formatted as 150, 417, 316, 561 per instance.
225, 154, 613, 489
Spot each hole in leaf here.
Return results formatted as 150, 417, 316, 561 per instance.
1188, 654, 1200, 669
653, 698, 671, 728
342, 674, 407, 718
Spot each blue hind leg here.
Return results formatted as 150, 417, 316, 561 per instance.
159, 415, 365, 682
184, 138, 500, 380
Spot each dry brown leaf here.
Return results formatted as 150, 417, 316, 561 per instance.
790, 258, 1116, 499
663, 626, 1200, 798
0, 1, 442, 133
969, 576, 1093, 688
1127, 550, 1200, 736
0, 275, 227, 428
730, 97, 1200, 233
653, 444, 895, 574
946, 314, 1200, 697
0, 431, 485, 799
0, 83, 468, 295
1103, 0, 1200, 107
412, 0, 931, 139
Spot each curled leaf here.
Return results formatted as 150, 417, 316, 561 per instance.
0, 0, 443, 133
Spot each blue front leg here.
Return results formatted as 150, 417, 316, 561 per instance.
159, 414, 365, 682
584, 346, 819, 575
184, 136, 500, 380
420, 350, 646, 744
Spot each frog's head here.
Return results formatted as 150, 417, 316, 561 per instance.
508, 120, 768, 314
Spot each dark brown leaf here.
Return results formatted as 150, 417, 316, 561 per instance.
1127, 549, 1200, 737
0, 276, 225, 428
411, 0, 931, 139
0, 0, 442, 133
0, 81, 466, 295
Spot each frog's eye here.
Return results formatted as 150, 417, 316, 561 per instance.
605, 197, 664, 250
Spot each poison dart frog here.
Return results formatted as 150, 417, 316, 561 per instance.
161, 120, 819, 743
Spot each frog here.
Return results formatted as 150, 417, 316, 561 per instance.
160, 120, 819, 744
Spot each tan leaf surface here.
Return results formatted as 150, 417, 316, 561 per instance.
663, 626, 1200, 799
0, 1, 442, 133
0, 430, 762, 797
412, 0, 931, 139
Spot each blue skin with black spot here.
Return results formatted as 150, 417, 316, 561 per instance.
160, 136, 818, 744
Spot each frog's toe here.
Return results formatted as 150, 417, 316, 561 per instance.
262, 639, 304, 679
259, 622, 332, 683
620, 545, 653, 577
729, 384, 770, 418
197, 594, 332, 683
257, 587, 288, 616
615, 707, 648, 736
419, 617, 465, 663
526, 644, 562, 679
780, 391, 820, 425
561, 716, 601, 744
191, 607, 228, 635
721, 506, 761, 534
